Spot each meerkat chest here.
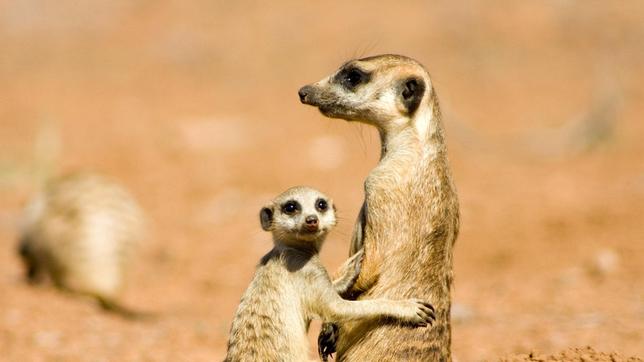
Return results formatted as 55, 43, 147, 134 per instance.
363, 154, 435, 241
365, 146, 422, 189
364, 161, 417, 211
229, 263, 310, 359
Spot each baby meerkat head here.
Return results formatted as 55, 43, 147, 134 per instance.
299, 54, 432, 129
259, 186, 336, 248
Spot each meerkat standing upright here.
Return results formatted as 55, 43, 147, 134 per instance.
225, 186, 435, 362
17, 172, 146, 317
299, 54, 459, 361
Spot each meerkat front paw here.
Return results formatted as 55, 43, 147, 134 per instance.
347, 248, 364, 274
342, 248, 364, 290
317, 322, 339, 362
396, 299, 436, 327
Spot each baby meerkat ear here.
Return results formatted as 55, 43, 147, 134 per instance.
259, 207, 273, 231
400, 77, 426, 115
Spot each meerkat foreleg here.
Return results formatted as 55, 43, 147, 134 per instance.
349, 203, 366, 256
331, 248, 364, 296
315, 285, 435, 326
345, 202, 380, 295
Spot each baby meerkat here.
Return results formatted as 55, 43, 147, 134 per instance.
224, 186, 435, 362
17, 172, 146, 318
300, 54, 459, 361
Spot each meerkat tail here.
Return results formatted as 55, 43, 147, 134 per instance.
96, 296, 156, 321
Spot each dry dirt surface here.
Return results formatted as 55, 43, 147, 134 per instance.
1, 1, 643, 361
501, 346, 642, 362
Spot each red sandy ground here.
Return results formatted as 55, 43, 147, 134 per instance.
0, 1, 642, 361
501, 346, 642, 362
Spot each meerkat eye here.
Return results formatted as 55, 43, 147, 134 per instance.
316, 198, 328, 212
281, 201, 300, 215
346, 70, 362, 86
339, 67, 368, 89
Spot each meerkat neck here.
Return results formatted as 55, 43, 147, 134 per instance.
378, 127, 411, 159
273, 239, 321, 257
269, 243, 319, 272
378, 113, 445, 161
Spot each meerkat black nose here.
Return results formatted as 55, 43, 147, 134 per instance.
305, 215, 318, 226
298, 86, 312, 103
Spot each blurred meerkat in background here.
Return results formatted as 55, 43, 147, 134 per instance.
17, 172, 147, 318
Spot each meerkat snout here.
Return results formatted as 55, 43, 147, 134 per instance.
304, 214, 319, 231
298, 86, 311, 103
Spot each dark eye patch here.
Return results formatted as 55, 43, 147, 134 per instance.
335, 67, 370, 90
315, 198, 328, 212
281, 200, 301, 215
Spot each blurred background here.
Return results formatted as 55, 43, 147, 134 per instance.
1, 1, 642, 360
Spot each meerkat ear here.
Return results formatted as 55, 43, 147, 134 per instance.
400, 77, 426, 115
259, 207, 273, 231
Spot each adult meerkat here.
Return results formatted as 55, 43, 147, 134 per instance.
18, 172, 146, 318
299, 54, 459, 361
224, 186, 435, 362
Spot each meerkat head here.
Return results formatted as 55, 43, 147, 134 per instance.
259, 186, 336, 250
299, 54, 434, 132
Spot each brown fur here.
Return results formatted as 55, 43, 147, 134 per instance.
300, 54, 459, 361
17, 172, 146, 318
224, 186, 435, 362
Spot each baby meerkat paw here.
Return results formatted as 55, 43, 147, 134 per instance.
399, 299, 436, 327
